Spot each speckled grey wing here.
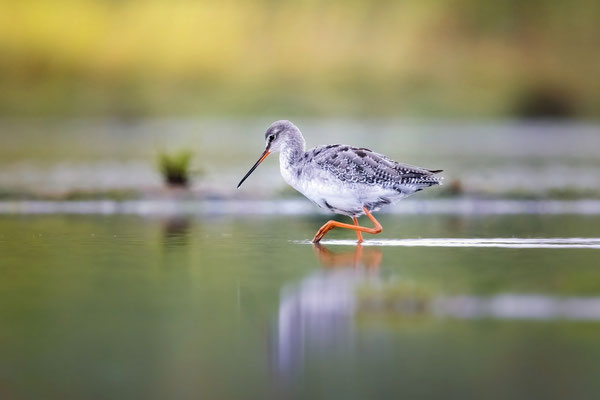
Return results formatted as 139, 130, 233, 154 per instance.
308, 144, 443, 194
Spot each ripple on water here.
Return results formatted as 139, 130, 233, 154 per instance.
299, 237, 600, 249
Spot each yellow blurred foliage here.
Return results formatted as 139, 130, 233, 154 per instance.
0, 0, 598, 117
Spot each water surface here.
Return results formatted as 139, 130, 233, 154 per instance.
1, 213, 600, 399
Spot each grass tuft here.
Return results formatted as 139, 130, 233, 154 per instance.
157, 149, 194, 187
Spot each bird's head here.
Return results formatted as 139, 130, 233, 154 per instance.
237, 120, 302, 188
263, 120, 300, 153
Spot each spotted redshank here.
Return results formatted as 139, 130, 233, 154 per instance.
237, 120, 443, 243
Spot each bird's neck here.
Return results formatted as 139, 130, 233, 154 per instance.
279, 134, 306, 168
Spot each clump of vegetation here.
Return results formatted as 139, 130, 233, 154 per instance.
157, 150, 194, 187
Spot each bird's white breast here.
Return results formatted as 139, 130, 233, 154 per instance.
280, 155, 400, 215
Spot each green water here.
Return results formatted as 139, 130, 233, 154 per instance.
1, 214, 600, 399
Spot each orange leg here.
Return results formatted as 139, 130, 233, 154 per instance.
312, 207, 382, 243
352, 217, 364, 243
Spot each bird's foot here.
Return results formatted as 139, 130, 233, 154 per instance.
311, 229, 327, 243
312, 222, 334, 243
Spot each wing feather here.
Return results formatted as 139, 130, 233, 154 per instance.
308, 145, 443, 192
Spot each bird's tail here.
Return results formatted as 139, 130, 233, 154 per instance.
425, 169, 444, 185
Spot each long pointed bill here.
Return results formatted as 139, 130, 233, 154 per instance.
237, 149, 270, 188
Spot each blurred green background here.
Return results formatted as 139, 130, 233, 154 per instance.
1, 0, 598, 118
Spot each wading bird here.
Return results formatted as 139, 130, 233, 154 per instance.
237, 120, 443, 243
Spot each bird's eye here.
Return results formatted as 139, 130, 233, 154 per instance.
268, 135, 275, 142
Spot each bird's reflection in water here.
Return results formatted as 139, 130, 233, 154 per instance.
313, 243, 382, 270
272, 244, 382, 383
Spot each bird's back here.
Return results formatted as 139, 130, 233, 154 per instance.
306, 144, 442, 194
